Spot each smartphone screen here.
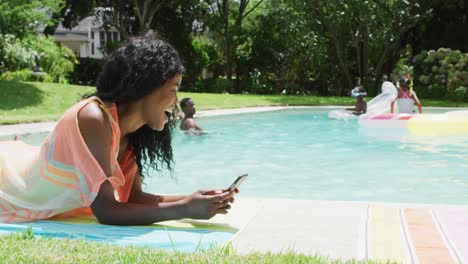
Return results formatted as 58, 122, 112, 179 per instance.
227, 174, 248, 191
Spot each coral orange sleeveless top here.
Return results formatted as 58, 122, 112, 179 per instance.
0, 97, 137, 223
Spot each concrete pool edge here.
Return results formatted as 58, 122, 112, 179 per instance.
210, 197, 468, 262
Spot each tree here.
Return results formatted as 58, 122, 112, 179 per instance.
291, 0, 434, 95
94, 0, 180, 39
247, 0, 328, 94
94, 1, 137, 40
205, 0, 264, 92
0, 0, 77, 81
0, 0, 62, 38
43, 0, 95, 36
133, 0, 176, 35
150, 0, 214, 81
413, 0, 468, 53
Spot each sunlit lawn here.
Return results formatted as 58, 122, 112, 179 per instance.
1, 80, 466, 124
0, 229, 389, 264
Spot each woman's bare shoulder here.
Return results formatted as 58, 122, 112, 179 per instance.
78, 103, 112, 145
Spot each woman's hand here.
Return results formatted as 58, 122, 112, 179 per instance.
182, 190, 236, 219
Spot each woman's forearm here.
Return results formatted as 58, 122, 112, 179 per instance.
92, 199, 188, 226
129, 191, 187, 204
160, 194, 188, 202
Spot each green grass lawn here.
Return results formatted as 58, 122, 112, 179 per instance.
1, 80, 466, 124
0, 229, 386, 264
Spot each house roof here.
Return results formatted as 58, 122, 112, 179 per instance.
55, 15, 103, 36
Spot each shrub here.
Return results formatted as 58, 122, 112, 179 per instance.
70, 57, 104, 86
0, 34, 34, 73
190, 36, 222, 80
0, 69, 36, 81
27, 35, 77, 83
0, 34, 77, 83
411, 48, 468, 101
215, 77, 233, 93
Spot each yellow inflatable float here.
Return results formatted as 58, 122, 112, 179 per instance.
407, 110, 468, 136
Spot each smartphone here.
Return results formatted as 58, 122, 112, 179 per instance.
227, 174, 248, 191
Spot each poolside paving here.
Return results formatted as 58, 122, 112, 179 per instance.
207, 198, 468, 263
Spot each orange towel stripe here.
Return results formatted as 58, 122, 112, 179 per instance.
405, 208, 454, 263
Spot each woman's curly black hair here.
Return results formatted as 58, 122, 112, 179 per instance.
88, 37, 185, 178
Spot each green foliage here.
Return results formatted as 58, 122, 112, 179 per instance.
413, 0, 468, 53
146, 0, 212, 83
98, 39, 123, 57
190, 35, 222, 79
0, 0, 62, 38
0, 69, 37, 82
27, 35, 77, 83
0, 34, 77, 83
70, 57, 104, 86
19, 227, 35, 240
246, 0, 328, 95
189, 77, 234, 93
203, 0, 266, 92
412, 48, 468, 101
289, 0, 434, 95
215, 77, 234, 93
391, 47, 414, 82
0, 34, 34, 72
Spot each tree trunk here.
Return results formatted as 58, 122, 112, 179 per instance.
134, 0, 165, 35
361, 25, 369, 90
333, 39, 353, 94
374, 45, 392, 95
225, 31, 233, 81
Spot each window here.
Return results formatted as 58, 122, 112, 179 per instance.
96, 30, 119, 55
91, 31, 95, 55
106, 31, 112, 44
100, 31, 105, 48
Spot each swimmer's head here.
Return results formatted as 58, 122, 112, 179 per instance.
350, 86, 367, 97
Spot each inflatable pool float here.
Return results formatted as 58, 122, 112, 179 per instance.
359, 113, 414, 128
408, 110, 468, 136
328, 81, 397, 120
359, 110, 468, 135
327, 109, 356, 120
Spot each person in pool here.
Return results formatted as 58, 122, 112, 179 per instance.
180, 97, 206, 135
390, 76, 422, 114
345, 86, 367, 115
0, 37, 237, 225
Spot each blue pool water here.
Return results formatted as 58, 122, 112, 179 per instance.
147, 108, 468, 205
8, 108, 468, 205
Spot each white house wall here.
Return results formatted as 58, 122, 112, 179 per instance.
53, 14, 120, 59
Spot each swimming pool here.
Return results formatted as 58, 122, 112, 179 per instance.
6, 108, 468, 205
151, 108, 468, 205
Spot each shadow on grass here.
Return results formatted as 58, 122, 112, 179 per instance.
0, 80, 45, 110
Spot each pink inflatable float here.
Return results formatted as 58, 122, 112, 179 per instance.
359, 113, 414, 128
